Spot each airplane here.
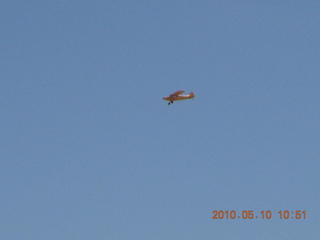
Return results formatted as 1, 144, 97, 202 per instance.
163, 90, 195, 105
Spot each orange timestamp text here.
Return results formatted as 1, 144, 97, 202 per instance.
211, 210, 306, 220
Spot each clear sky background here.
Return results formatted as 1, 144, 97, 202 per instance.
1, 1, 319, 239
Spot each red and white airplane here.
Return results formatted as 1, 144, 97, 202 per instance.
163, 90, 195, 105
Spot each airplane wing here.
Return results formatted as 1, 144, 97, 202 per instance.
170, 90, 185, 96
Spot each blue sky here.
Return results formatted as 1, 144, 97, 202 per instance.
1, 1, 319, 239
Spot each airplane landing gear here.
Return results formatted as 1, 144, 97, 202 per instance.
168, 101, 173, 105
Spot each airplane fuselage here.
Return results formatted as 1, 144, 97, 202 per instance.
163, 92, 194, 105
163, 94, 194, 102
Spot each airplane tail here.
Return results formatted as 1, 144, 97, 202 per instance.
189, 92, 195, 98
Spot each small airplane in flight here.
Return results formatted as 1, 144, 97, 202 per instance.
163, 90, 195, 105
